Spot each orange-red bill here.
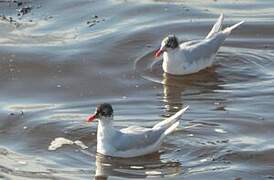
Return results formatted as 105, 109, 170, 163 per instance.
154, 49, 163, 57
86, 114, 96, 122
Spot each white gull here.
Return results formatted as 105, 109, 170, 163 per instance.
86, 103, 188, 158
155, 14, 244, 75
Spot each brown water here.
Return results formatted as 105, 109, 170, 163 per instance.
0, 0, 274, 179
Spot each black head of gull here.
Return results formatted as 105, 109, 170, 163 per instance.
165, 35, 179, 49
155, 35, 179, 57
87, 103, 113, 122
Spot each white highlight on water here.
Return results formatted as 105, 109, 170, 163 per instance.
214, 128, 227, 134
48, 137, 88, 151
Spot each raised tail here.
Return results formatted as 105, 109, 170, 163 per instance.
223, 20, 244, 35
154, 121, 180, 149
206, 13, 224, 39
153, 106, 189, 130
163, 121, 179, 135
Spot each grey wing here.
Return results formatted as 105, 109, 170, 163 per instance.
180, 40, 202, 47
183, 32, 227, 62
113, 128, 165, 151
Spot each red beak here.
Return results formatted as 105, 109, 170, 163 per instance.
154, 49, 163, 57
86, 114, 97, 122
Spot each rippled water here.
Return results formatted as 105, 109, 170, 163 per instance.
0, 0, 274, 179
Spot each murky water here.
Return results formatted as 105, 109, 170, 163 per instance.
0, 0, 274, 179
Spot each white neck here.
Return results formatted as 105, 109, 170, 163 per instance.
162, 48, 188, 75
97, 116, 117, 142
163, 50, 176, 72
97, 116, 116, 155
98, 116, 114, 134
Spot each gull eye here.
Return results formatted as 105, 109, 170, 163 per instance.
102, 111, 107, 115
101, 109, 111, 116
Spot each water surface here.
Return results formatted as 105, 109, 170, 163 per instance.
0, 0, 274, 179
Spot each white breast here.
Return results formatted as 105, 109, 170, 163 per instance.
162, 41, 218, 75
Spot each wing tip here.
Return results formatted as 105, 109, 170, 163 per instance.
219, 13, 224, 20
238, 20, 245, 25
152, 105, 189, 130
164, 121, 180, 135
222, 19, 245, 35
206, 14, 224, 39
180, 105, 190, 113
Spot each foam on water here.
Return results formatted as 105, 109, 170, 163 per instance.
48, 137, 88, 151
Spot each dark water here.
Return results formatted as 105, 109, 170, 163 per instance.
0, 0, 274, 179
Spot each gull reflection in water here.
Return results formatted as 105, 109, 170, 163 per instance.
94, 152, 181, 179
161, 67, 220, 115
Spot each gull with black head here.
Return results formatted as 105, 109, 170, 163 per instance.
86, 103, 188, 158
155, 14, 244, 75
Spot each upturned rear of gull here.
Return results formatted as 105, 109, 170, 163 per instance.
86, 103, 189, 158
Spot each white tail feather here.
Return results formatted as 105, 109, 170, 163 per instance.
206, 13, 224, 39
164, 121, 179, 135
153, 106, 189, 130
223, 21, 245, 35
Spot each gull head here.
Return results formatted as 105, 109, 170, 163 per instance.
86, 103, 113, 122
155, 35, 179, 57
